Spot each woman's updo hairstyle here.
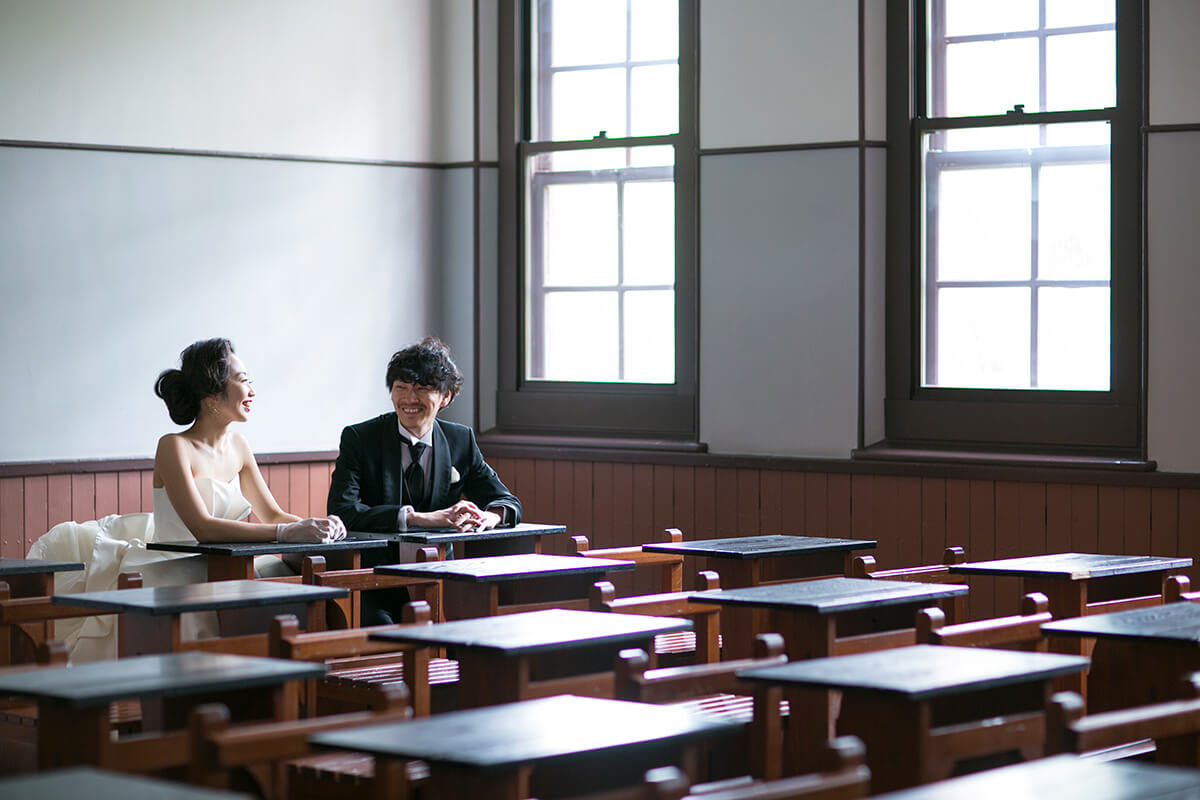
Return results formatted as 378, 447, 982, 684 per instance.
154, 338, 235, 425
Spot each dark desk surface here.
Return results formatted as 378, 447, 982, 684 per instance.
0, 766, 253, 799
1042, 601, 1200, 645
146, 538, 391, 557
692, 576, 967, 613
375, 553, 635, 582
870, 754, 1200, 799
642, 534, 876, 559
311, 694, 737, 770
0, 651, 325, 707
351, 521, 567, 545
0, 557, 85, 576
738, 644, 1088, 700
950, 552, 1192, 580
53, 579, 347, 615
369, 608, 690, 654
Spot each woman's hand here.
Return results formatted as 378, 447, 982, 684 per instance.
276, 517, 344, 543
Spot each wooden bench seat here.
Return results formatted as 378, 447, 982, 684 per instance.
849, 546, 967, 623
573, 528, 687, 594
916, 592, 1051, 651
301, 550, 443, 627
590, 571, 722, 665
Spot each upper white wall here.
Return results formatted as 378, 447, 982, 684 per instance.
699, 0, 859, 148
0, 0, 442, 162
1149, 0, 1200, 126
433, 0, 478, 163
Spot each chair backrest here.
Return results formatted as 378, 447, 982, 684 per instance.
1046, 674, 1200, 766
916, 592, 1050, 651
301, 549, 443, 626
1165, 575, 1200, 604
573, 528, 686, 593
850, 546, 966, 622
590, 571, 722, 663
614, 633, 786, 704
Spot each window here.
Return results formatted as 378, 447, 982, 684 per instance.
497, 0, 698, 439
884, 0, 1143, 456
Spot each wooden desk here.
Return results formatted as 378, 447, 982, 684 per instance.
369, 607, 691, 708
352, 521, 568, 561
376, 553, 634, 619
0, 766, 252, 799
0, 651, 325, 769
310, 694, 740, 800
0, 558, 85, 664
951, 552, 1191, 696
739, 644, 1088, 792
54, 580, 347, 656
0, 557, 84, 597
868, 753, 1200, 800
1043, 601, 1200, 712
693, 576, 967, 660
146, 537, 392, 581
642, 535, 876, 589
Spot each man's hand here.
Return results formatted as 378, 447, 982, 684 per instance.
410, 501, 500, 531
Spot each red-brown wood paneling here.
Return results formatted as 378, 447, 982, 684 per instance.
1097, 485, 1125, 555
117, 471, 142, 514
1123, 487, 1151, 555
1151, 487, 1179, 557
1180, 489, 1200, 583
0, 477, 24, 558
95, 473, 119, 519
23, 476, 48, 557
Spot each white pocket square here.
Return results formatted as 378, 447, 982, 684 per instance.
449, 466, 461, 483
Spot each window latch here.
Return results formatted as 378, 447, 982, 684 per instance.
593, 130, 608, 140
1006, 104, 1025, 115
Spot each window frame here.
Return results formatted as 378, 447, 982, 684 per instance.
883, 0, 1145, 457
495, 0, 699, 440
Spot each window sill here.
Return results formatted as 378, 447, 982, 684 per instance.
851, 443, 1155, 472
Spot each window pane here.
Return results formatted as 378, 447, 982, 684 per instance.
629, 145, 674, 167
631, 0, 678, 61
933, 287, 1031, 389
944, 38, 1039, 117
624, 180, 674, 286
943, 124, 1040, 153
1044, 120, 1110, 147
1038, 287, 1110, 390
1045, 0, 1114, 28
1047, 31, 1115, 112
942, 0, 1037, 37
1038, 163, 1110, 281
552, 68, 627, 141
624, 290, 675, 383
546, 0, 626, 67
630, 64, 679, 136
543, 183, 617, 286
933, 166, 1031, 282
541, 292, 620, 381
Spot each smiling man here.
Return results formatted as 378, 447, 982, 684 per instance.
327, 337, 521, 624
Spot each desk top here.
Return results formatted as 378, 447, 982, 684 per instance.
0, 557, 85, 576
369, 608, 691, 654
1042, 600, 1200, 646
53, 579, 347, 615
0, 767, 253, 799
310, 694, 737, 770
375, 553, 635, 582
738, 644, 1088, 700
949, 552, 1192, 580
351, 521, 567, 545
642, 534, 876, 559
146, 538, 391, 557
0, 651, 325, 707
870, 754, 1200, 799
692, 576, 967, 613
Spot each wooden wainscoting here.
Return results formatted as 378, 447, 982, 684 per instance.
3, 453, 1198, 622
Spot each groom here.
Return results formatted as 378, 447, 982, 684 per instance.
328, 337, 521, 622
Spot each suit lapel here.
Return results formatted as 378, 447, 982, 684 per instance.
429, 421, 452, 507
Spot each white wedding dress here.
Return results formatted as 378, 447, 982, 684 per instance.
26, 476, 288, 662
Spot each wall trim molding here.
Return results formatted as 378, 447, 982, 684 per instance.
0, 451, 338, 478
0, 139, 499, 170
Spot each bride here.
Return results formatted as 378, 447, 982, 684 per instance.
28, 338, 345, 661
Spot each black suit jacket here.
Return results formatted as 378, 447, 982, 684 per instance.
327, 413, 521, 532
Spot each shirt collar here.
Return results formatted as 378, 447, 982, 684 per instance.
397, 419, 434, 448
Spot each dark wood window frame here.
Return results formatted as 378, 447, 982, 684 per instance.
495, 0, 700, 442
880, 0, 1145, 460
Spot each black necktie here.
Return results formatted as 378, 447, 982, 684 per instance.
404, 441, 427, 509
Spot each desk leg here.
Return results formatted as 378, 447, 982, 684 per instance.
37, 703, 109, 768
207, 555, 255, 581
783, 686, 838, 777
750, 685, 783, 779
1028, 579, 1090, 699
837, 694, 925, 793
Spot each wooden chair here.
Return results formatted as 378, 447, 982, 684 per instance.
560, 736, 870, 800
0, 579, 116, 665
573, 528, 687, 593
268, 602, 455, 719
300, 551, 443, 626
590, 571, 722, 664
186, 683, 411, 798
1046, 673, 1200, 766
1164, 575, 1200, 604
916, 592, 1051, 651
849, 546, 967, 623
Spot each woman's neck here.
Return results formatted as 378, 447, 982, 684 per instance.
186, 417, 232, 451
